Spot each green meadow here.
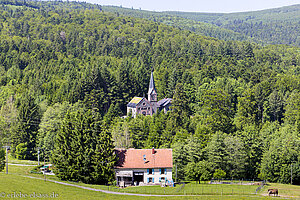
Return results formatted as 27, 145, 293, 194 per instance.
0, 164, 296, 199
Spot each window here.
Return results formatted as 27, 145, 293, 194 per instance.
159, 177, 165, 182
148, 177, 153, 183
147, 168, 154, 175
160, 168, 166, 175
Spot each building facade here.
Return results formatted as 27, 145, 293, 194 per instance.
127, 72, 172, 118
115, 148, 173, 187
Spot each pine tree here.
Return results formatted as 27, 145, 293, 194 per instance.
170, 83, 190, 128
52, 110, 116, 184
103, 103, 122, 126
11, 93, 40, 160
0, 149, 5, 172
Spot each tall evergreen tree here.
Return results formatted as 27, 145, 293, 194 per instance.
11, 93, 40, 160
0, 149, 5, 172
52, 110, 116, 184
170, 83, 190, 129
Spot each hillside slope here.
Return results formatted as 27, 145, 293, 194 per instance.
0, 0, 300, 183
102, 6, 251, 42
165, 4, 300, 46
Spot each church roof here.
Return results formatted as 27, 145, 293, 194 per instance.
158, 98, 172, 107
127, 97, 143, 108
148, 72, 156, 95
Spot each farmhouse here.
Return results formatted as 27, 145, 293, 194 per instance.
114, 148, 173, 187
127, 72, 172, 118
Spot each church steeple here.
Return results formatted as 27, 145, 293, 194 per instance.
148, 71, 157, 102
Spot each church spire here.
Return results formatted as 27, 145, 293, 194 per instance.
149, 71, 155, 92
148, 71, 157, 102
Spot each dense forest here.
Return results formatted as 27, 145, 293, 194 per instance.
166, 4, 300, 46
102, 6, 251, 43
0, 0, 300, 184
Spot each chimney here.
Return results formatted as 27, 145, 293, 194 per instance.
152, 147, 155, 154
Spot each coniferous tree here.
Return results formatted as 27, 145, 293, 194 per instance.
52, 110, 116, 184
11, 93, 40, 160
170, 83, 190, 129
198, 89, 235, 133
0, 149, 5, 172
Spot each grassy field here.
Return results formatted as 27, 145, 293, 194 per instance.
0, 174, 152, 200
1, 172, 273, 200
5, 165, 260, 196
7, 154, 39, 165
118, 182, 258, 195
261, 183, 300, 198
1, 162, 297, 199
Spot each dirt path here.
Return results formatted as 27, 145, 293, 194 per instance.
9, 163, 37, 167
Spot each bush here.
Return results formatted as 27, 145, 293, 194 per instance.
213, 169, 226, 181
30, 165, 43, 174
15, 143, 28, 160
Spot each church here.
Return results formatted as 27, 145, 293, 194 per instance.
127, 72, 172, 118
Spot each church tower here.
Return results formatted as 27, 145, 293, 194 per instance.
148, 71, 157, 103
127, 70, 172, 117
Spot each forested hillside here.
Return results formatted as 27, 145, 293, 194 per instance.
102, 6, 251, 43
165, 4, 300, 46
0, 0, 300, 184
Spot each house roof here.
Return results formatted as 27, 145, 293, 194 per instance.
127, 97, 143, 108
157, 98, 172, 107
115, 148, 173, 169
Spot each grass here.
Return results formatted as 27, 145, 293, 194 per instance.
113, 182, 259, 195
2, 158, 297, 199
0, 173, 273, 200
262, 183, 300, 198
0, 173, 149, 200
8, 154, 39, 165
25, 173, 259, 196
1, 165, 274, 200
7, 165, 34, 175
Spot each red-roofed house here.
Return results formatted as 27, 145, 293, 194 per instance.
115, 148, 173, 187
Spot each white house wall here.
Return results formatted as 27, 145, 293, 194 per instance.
115, 168, 173, 184
144, 168, 172, 183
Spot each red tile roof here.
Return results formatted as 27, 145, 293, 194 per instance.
115, 148, 173, 169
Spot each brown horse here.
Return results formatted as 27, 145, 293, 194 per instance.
268, 189, 278, 196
